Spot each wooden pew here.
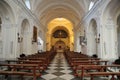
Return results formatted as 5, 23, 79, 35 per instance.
25, 58, 49, 67
70, 58, 100, 66
6, 60, 46, 71
75, 65, 120, 80
72, 60, 108, 72
0, 63, 41, 80
89, 72, 120, 80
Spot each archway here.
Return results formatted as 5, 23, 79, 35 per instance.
101, 0, 120, 59
52, 29, 69, 52
117, 15, 120, 56
47, 18, 74, 51
88, 19, 97, 56
20, 19, 30, 54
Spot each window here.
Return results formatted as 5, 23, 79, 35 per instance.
89, 1, 94, 10
24, 0, 31, 9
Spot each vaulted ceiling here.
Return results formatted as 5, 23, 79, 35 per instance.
31, 0, 93, 28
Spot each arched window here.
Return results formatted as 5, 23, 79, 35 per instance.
89, 1, 94, 10
24, 0, 31, 9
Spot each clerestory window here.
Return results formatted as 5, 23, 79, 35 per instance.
89, 1, 94, 10
24, 0, 31, 9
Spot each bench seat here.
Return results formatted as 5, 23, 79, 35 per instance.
0, 71, 41, 76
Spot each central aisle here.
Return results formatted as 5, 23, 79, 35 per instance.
40, 52, 79, 80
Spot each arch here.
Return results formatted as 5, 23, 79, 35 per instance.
48, 18, 73, 36
102, 0, 120, 59
0, 0, 15, 24
50, 28, 70, 51
52, 26, 69, 37
21, 19, 30, 34
47, 18, 74, 51
52, 29, 68, 38
102, 0, 120, 24
88, 19, 98, 56
20, 19, 30, 54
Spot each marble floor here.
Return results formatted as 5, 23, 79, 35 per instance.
39, 52, 76, 80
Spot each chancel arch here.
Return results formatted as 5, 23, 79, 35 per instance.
47, 18, 74, 51
88, 19, 97, 56
52, 29, 69, 52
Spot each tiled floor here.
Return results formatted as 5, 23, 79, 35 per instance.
40, 52, 75, 80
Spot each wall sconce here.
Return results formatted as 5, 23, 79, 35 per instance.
17, 33, 23, 43
95, 34, 100, 43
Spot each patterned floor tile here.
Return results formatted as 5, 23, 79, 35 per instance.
59, 74, 75, 80
52, 72, 65, 76
45, 69, 57, 74
50, 77, 66, 80
47, 67, 57, 69
41, 71, 48, 75
41, 74, 57, 80
54, 67, 64, 71
60, 69, 72, 74
60, 67, 71, 70
49, 64, 58, 67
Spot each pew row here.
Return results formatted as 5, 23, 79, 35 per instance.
75, 65, 120, 80
0, 63, 41, 80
